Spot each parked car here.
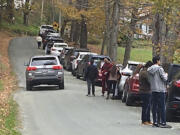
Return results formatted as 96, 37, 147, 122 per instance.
121, 73, 140, 106
39, 25, 54, 36
25, 55, 64, 90
50, 43, 68, 57
72, 52, 97, 76
166, 64, 180, 121
59, 47, 74, 65
64, 48, 90, 71
43, 36, 63, 50
44, 37, 64, 51
118, 61, 144, 97
76, 54, 111, 83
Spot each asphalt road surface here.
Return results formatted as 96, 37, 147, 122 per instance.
9, 37, 180, 135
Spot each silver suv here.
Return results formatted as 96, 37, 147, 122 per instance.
25, 55, 64, 90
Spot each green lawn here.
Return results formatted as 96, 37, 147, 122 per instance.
117, 47, 152, 63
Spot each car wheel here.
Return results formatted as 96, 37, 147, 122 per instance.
166, 108, 173, 122
76, 72, 80, 79
122, 89, 127, 103
59, 81, 64, 89
72, 70, 75, 76
82, 71, 86, 81
26, 81, 32, 91
126, 92, 132, 106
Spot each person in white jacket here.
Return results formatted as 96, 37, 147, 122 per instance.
36, 36, 42, 49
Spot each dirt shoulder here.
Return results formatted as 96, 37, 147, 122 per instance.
0, 31, 20, 134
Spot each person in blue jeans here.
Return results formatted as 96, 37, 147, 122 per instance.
85, 60, 98, 96
139, 61, 153, 125
148, 56, 171, 128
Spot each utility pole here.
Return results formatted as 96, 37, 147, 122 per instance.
41, 0, 44, 24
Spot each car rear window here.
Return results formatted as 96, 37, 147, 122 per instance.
42, 26, 53, 29
31, 57, 57, 66
128, 64, 137, 71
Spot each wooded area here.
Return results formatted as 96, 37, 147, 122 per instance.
0, 0, 180, 65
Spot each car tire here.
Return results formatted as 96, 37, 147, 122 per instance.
166, 108, 173, 122
26, 81, 32, 91
126, 92, 132, 106
122, 84, 128, 102
59, 81, 64, 89
76, 72, 80, 79
122, 90, 126, 103
82, 71, 86, 81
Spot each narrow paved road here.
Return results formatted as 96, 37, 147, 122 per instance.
9, 37, 180, 135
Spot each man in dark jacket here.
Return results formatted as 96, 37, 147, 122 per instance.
85, 60, 98, 96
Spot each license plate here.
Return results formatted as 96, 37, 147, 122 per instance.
42, 69, 48, 73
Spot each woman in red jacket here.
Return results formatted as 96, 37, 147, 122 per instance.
101, 58, 113, 96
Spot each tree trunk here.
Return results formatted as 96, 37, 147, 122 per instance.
23, 13, 29, 25
70, 20, 76, 42
80, 15, 87, 48
73, 21, 81, 45
123, 8, 137, 67
61, 20, 67, 38
101, 0, 111, 55
108, 0, 120, 62
101, 32, 106, 55
152, 13, 169, 63
23, 0, 30, 25
7, 0, 14, 23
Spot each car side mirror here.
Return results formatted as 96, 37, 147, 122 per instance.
24, 62, 29, 66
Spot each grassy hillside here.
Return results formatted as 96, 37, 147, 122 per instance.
0, 11, 39, 36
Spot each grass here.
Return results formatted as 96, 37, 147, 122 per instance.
0, 21, 39, 36
0, 98, 21, 135
117, 47, 152, 63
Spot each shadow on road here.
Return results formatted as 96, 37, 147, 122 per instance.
29, 85, 65, 91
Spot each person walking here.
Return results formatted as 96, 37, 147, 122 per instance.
36, 36, 42, 49
101, 58, 113, 96
147, 56, 171, 128
139, 61, 153, 125
106, 64, 121, 99
85, 60, 98, 96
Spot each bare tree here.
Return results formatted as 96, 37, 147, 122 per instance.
101, 0, 111, 55
108, 0, 120, 62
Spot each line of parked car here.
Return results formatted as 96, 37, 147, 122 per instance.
25, 25, 180, 122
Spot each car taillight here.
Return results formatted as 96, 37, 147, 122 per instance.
53, 65, 63, 70
51, 48, 56, 51
122, 72, 130, 76
172, 104, 178, 108
174, 80, 180, 87
132, 76, 139, 92
26, 67, 37, 71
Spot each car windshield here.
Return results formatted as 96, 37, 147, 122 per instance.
31, 57, 57, 66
